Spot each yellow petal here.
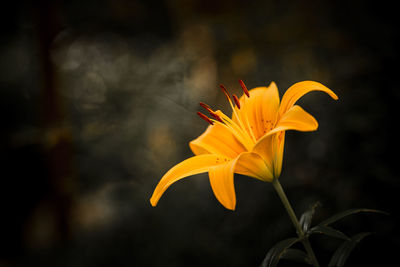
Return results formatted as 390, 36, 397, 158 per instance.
273, 132, 285, 178
234, 82, 280, 140
268, 105, 319, 136
150, 154, 227, 207
252, 105, 317, 178
190, 123, 246, 159
234, 152, 274, 182
253, 105, 317, 179
279, 81, 338, 116
252, 132, 285, 179
209, 159, 237, 210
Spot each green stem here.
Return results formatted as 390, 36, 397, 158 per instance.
272, 178, 320, 267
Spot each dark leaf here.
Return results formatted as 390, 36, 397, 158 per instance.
261, 237, 301, 267
300, 201, 321, 232
319, 208, 388, 226
281, 248, 311, 265
310, 225, 350, 240
328, 232, 371, 267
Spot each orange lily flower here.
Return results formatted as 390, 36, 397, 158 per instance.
150, 81, 338, 210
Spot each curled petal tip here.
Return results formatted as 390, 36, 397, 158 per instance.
269, 81, 277, 86
221, 197, 236, 211
280, 81, 339, 115
221, 201, 236, 211
150, 197, 157, 207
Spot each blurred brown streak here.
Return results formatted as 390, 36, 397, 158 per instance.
35, 0, 75, 244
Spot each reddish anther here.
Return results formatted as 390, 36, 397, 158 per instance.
232, 94, 241, 109
209, 111, 223, 123
239, 80, 250, 97
219, 84, 231, 101
197, 111, 214, 125
199, 102, 222, 123
199, 102, 212, 112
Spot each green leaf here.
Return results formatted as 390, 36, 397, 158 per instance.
261, 237, 302, 267
281, 248, 312, 265
328, 232, 371, 267
300, 201, 321, 232
310, 225, 350, 240
319, 208, 388, 226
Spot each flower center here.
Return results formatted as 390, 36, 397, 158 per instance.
196, 80, 256, 151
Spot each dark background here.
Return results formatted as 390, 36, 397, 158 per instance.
0, 0, 398, 266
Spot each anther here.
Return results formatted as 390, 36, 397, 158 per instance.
199, 102, 223, 123
232, 94, 241, 109
197, 111, 214, 125
219, 84, 231, 101
239, 80, 250, 97
209, 111, 223, 123
199, 102, 212, 112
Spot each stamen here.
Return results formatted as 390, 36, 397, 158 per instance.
239, 80, 250, 97
214, 110, 254, 150
199, 102, 213, 113
197, 112, 214, 125
232, 94, 241, 109
220, 83, 255, 142
209, 111, 223, 123
219, 84, 231, 101
238, 80, 257, 142
199, 102, 223, 123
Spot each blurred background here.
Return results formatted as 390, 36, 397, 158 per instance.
0, 0, 398, 266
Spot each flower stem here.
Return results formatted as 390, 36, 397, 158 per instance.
272, 178, 320, 267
